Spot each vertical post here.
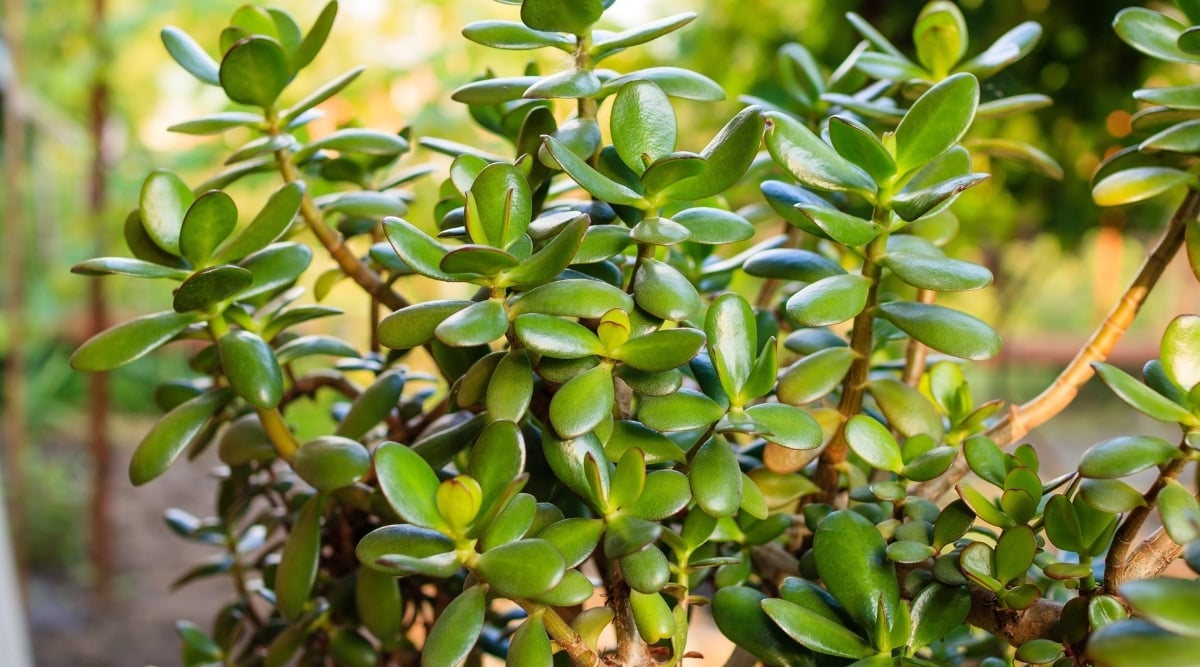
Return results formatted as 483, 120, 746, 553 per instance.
3, 0, 30, 579
0, 472, 32, 667
87, 0, 113, 598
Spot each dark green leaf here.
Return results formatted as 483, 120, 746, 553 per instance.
71, 310, 196, 372
375, 442, 445, 530
1080, 479, 1147, 513
378, 300, 470, 350
611, 81, 677, 173
550, 365, 613, 439
762, 598, 875, 659
691, 436, 742, 518
894, 73, 979, 176
140, 169, 193, 256
1078, 435, 1179, 479
212, 182, 302, 265
291, 1, 337, 73
639, 389, 726, 431
336, 370, 405, 440
828, 116, 895, 184
276, 494, 324, 620
423, 586, 485, 667
764, 111, 875, 194
220, 36, 291, 108
876, 302, 1000, 360
814, 510, 900, 636
667, 106, 765, 201
435, 299, 507, 348
633, 258, 701, 321
786, 274, 870, 327
520, 0, 601, 34
129, 390, 230, 485
219, 330, 283, 409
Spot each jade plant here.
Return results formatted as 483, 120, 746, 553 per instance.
69, 0, 1200, 665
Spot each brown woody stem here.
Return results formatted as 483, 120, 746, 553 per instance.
520, 603, 600, 667
1121, 526, 1185, 583
915, 190, 1200, 501
1104, 452, 1188, 593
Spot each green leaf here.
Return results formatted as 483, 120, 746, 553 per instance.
706, 293, 756, 401
883, 252, 993, 292
422, 586, 485, 667
786, 274, 871, 327
1134, 84, 1200, 111
282, 66, 364, 125
477, 538, 565, 599
957, 483, 1015, 528
639, 389, 726, 432
291, 1, 337, 73
814, 510, 900, 635
894, 73, 980, 177
746, 403, 822, 450
1162, 314, 1200, 391
220, 36, 291, 108
219, 330, 283, 409
452, 76, 541, 105
507, 617, 553, 667
71, 257, 190, 280
619, 545, 670, 593
485, 352, 534, 423
778, 347, 855, 405
217, 414, 275, 465
604, 514, 661, 559
853, 52, 928, 83
611, 81, 676, 173
296, 128, 408, 161
844, 415, 904, 473
1093, 167, 1195, 207
173, 265, 252, 312
633, 258, 701, 321
764, 111, 876, 194
1088, 619, 1200, 667
913, 2, 967, 78
276, 494, 325, 620
236, 243, 312, 300
713, 587, 817, 667
212, 182, 302, 265
435, 300, 507, 348
501, 214, 588, 287
336, 369, 405, 440
795, 205, 878, 246
961, 21, 1042, 78
909, 583, 970, 649
1158, 479, 1200, 544
744, 246, 845, 282
1016, 639, 1064, 665
550, 365, 614, 439
161, 26, 220, 85
140, 170, 193, 256
1080, 479, 1147, 514
294, 435, 369, 492
666, 106, 765, 201
624, 469, 690, 521
543, 136, 647, 207
180, 191, 238, 267
690, 436, 742, 518
537, 518, 604, 569
828, 116, 896, 185
890, 173, 989, 222
1044, 495, 1086, 554
462, 20, 574, 51
378, 300, 470, 350
71, 310, 196, 372
600, 67, 725, 102
375, 442, 445, 530
868, 378, 945, 441
762, 599, 875, 659
440, 245, 518, 277
590, 12, 697, 62
1121, 578, 1200, 638
129, 389, 230, 485
613, 329, 705, 373
963, 435, 1007, 486
994, 525, 1037, 584
671, 207, 754, 244
630, 216, 691, 246
509, 278, 633, 318
467, 162, 532, 249
520, 0, 601, 34
1141, 119, 1200, 153
1113, 8, 1196, 65
876, 302, 1000, 360
356, 524, 456, 576
1078, 435, 1179, 479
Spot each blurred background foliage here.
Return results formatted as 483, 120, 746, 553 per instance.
2, 0, 1197, 663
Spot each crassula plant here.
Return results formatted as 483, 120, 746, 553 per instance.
69, 0, 1200, 665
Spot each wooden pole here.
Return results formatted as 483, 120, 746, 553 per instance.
0, 472, 32, 667
87, 0, 113, 598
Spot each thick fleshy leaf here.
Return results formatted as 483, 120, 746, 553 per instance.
1043, 495, 1085, 554
501, 214, 587, 287
1093, 167, 1195, 207
632, 258, 701, 321
477, 539, 565, 599
356, 524, 456, 576
1162, 314, 1200, 391
520, 0, 601, 34
140, 170, 193, 256
600, 67, 725, 101
638, 389, 725, 431
786, 274, 870, 327
814, 510, 900, 635
1078, 435, 1179, 479
467, 163, 532, 249
180, 191, 238, 266
604, 514, 661, 559
828, 116, 895, 184
690, 436, 742, 518
795, 205, 877, 246
777, 347, 855, 405
550, 365, 614, 439
762, 598, 874, 659
629, 216, 691, 246
276, 494, 324, 620
876, 302, 1000, 360
515, 314, 602, 359
883, 252, 992, 292
1113, 8, 1196, 65
961, 21, 1042, 78
294, 436, 370, 491
161, 26, 220, 85
71, 257, 190, 280
1088, 619, 1200, 667
543, 136, 647, 206
173, 265, 253, 312
746, 403, 822, 450
612, 81, 676, 173
1158, 479, 1200, 545
538, 518, 604, 569
613, 329, 705, 372
440, 246, 519, 277
71, 310, 195, 372
220, 36, 291, 108
378, 300, 470, 350
1133, 84, 1200, 110
375, 442, 445, 529
764, 111, 876, 194
508, 279, 633, 318
590, 12, 697, 61
894, 73, 980, 177
508, 617, 553, 667
219, 330, 283, 409
909, 583, 970, 649
1080, 479, 1147, 514
666, 106, 765, 201
868, 378, 944, 440
435, 299, 507, 347
212, 182, 302, 264
282, 66, 364, 124
672, 207, 754, 244
744, 247, 845, 282
1120, 578, 1200, 638
713, 587, 817, 667
844, 415, 903, 473
423, 586, 485, 667
129, 390, 231, 486
624, 470, 690, 521
994, 525, 1036, 584
914, 1, 967, 78
706, 293, 756, 401
236, 243, 312, 300
890, 173, 989, 222
336, 370, 406, 440
462, 20, 574, 51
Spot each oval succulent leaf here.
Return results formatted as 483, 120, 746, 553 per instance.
883, 252, 993, 292
876, 302, 1000, 360
844, 415, 904, 473
1113, 8, 1196, 64
549, 364, 614, 439
462, 20, 574, 51
764, 111, 876, 195
786, 274, 871, 327
1093, 167, 1195, 207
129, 389, 231, 486
161, 26, 220, 85
690, 436, 742, 518
1162, 314, 1200, 391
336, 370, 406, 440
276, 494, 325, 620
814, 510, 901, 635
180, 191, 238, 267
219, 330, 284, 409
612, 81, 677, 174
71, 310, 196, 372
762, 598, 875, 659
220, 36, 291, 108
140, 169, 193, 256
894, 73, 980, 177
422, 585, 486, 667
1078, 435, 1179, 479
375, 442, 445, 530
